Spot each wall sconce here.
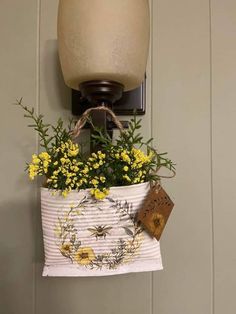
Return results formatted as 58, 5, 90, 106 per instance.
58, 0, 150, 132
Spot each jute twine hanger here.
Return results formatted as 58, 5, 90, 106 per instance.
71, 103, 175, 179
72, 103, 123, 138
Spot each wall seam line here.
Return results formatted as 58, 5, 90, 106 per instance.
34, 1, 41, 313
209, 1, 215, 314
150, 0, 154, 313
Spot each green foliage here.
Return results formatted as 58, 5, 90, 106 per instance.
15, 98, 72, 153
16, 100, 175, 197
91, 114, 176, 183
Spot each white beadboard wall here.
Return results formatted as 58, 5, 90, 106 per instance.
0, 1, 236, 314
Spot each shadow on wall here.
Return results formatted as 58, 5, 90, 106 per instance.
42, 39, 71, 112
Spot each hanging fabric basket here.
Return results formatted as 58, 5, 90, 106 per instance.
41, 182, 163, 277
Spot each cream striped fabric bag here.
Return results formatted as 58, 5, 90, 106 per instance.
41, 182, 163, 276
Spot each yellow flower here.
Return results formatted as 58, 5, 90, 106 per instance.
28, 164, 39, 180
98, 151, 106, 159
99, 176, 106, 183
75, 247, 95, 265
131, 148, 151, 164
133, 177, 141, 184
60, 157, 66, 164
123, 174, 131, 182
62, 190, 68, 198
149, 212, 165, 237
60, 243, 72, 256
68, 148, 79, 157
65, 178, 71, 185
91, 188, 109, 200
43, 160, 49, 173
123, 166, 129, 172
121, 151, 131, 163
138, 170, 143, 177
93, 163, 100, 169
82, 166, 89, 174
39, 151, 51, 161
76, 182, 82, 188
91, 178, 99, 186
32, 154, 40, 165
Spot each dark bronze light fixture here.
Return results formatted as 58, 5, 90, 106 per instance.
79, 80, 124, 106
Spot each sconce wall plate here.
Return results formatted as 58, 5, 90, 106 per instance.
72, 77, 146, 116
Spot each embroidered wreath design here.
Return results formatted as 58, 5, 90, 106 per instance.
54, 195, 143, 270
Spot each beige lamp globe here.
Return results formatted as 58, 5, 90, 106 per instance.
57, 0, 150, 92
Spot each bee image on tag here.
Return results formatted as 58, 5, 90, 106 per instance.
137, 185, 174, 241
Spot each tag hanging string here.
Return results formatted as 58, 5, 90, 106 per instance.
72, 104, 124, 138
156, 167, 176, 179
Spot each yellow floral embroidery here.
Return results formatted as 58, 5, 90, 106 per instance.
75, 247, 95, 265
60, 243, 72, 256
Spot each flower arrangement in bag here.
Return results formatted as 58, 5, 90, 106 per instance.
16, 99, 175, 199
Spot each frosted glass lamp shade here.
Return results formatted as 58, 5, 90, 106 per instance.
57, 0, 150, 92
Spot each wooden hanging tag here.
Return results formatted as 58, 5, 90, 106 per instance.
137, 185, 174, 240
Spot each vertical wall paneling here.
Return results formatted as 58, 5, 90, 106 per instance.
211, 1, 236, 313
0, 1, 38, 314
1, 1, 236, 313
152, 1, 213, 314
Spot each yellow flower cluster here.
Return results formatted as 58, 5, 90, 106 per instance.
113, 149, 131, 164
83, 151, 108, 199
27, 140, 153, 200
28, 152, 51, 180
87, 151, 106, 170
111, 147, 153, 184
47, 140, 85, 197
28, 142, 110, 200
54, 140, 79, 157
131, 148, 153, 168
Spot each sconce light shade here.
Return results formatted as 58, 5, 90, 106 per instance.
57, 0, 150, 92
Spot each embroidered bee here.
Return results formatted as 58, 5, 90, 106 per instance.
87, 225, 113, 240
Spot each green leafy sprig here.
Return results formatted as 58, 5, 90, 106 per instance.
15, 98, 73, 153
